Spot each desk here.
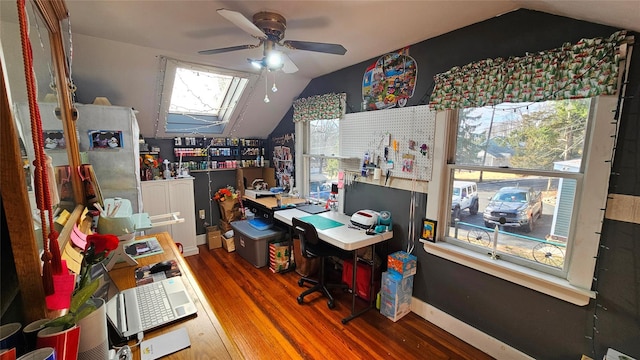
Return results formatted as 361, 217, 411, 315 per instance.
242, 195, 306, 219
273, 209, 393, 324
109, 232, 241, 359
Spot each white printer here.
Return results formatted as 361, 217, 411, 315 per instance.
350, 210, 379, 229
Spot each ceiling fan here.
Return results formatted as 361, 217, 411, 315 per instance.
198, 9, 347, 74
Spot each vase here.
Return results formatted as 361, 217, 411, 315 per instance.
36, 325, 80, 360
77, 298, 109, 360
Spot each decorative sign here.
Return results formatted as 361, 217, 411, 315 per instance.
362, 47, 418, 111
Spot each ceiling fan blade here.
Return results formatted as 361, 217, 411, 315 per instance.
217, 9, 267, 39
282, 40, 347, 55
198, 44, 256, 55
281, 53, 299, 74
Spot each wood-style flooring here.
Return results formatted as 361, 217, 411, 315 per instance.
185, 245, 494, 359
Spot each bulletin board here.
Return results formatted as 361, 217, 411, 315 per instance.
340, 105, 436, 181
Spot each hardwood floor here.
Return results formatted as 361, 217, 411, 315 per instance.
185, 245, 493, 359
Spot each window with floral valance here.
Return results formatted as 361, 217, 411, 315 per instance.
293, 93, 346, 122
429, 31, 627, 111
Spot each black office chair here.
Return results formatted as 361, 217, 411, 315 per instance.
292, 217, 351, 309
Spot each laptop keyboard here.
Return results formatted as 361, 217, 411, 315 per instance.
136, 282, 175, 329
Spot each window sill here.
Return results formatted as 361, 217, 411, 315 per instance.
422, 241, 595, 306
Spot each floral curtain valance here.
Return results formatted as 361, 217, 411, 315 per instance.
429, 31, 627, 111
293, 92, 346, 122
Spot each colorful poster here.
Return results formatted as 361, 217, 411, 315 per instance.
362, 47, 417, 111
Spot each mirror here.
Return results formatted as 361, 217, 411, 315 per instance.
1, 0, 84, 322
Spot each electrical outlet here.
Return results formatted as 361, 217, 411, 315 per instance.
199, 209, 205, 219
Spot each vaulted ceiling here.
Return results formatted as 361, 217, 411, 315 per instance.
2, 1, 638, 138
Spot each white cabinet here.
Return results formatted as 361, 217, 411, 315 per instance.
141, 178, 198, 256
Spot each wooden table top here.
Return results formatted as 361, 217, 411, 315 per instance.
109, 232, 241, 360
241, 195, 307, 211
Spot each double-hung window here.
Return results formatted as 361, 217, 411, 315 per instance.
428, 96, 618, 305
425, 31, 629, 305
293, 93, 346, 203
306, 118, 340, 202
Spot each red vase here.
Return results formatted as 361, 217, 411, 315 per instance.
36, 325, 80, 360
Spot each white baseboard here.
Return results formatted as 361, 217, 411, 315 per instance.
411, 297, 534, 360
196, 234, 206, 246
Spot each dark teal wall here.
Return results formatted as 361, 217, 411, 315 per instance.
269, 9, 640, 359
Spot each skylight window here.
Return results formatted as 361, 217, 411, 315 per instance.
157, 57, 250, 136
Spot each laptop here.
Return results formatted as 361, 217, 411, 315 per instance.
296, 203, 329, 215
91, 263, 197, 339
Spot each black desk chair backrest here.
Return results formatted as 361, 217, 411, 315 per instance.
292, 217, 348, 309
293, 217, 320, 259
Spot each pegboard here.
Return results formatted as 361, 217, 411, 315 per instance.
340, 105, 435, 181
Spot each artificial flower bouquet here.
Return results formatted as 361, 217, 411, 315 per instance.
213, 185, 239, 202
213, 186, 241, 231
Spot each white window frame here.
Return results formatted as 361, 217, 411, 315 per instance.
423, 95, 619, 306
155, 58, 255, 137
295, 117, 343, 208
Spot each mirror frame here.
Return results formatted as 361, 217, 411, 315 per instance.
0, 0, 84, 322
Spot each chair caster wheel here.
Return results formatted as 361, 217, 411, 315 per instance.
297, 296, 304, 304
327, 300, 335, 309
298, 279, 305, 287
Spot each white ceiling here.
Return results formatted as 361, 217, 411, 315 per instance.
2, 1, 638, 138
62, 0, 639, 79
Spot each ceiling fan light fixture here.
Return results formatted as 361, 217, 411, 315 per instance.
266, 51, 283, 69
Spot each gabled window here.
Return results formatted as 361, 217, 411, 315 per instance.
158, 57, 249, 135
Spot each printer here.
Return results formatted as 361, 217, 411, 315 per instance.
350, 210, 380, 229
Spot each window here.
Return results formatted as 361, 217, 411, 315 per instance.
157, 58, 250, 136
426, 96, 618, 305
306, 118, 340, 202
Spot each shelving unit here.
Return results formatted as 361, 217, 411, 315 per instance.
172, 136, 266, 171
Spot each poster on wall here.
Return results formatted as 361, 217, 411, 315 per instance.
362, 47, 418, 111
271, 133, 295, 190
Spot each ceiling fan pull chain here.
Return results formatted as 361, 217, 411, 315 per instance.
263, 71, 270, 103
272, 71, 278, 92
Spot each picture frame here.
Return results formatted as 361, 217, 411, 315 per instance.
43, 130, 66, 150
89, 130, 123, 149
421, 218, 437, 243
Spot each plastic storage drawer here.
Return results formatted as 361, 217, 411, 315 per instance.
231, 220, 284, 268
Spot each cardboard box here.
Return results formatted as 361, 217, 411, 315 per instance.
222, 236, 235, 252
207, 225, 222, 250
380, 271, 414, 322
387, 251, 417, 278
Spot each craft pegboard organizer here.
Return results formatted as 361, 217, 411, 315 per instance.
339, 105, 436, 181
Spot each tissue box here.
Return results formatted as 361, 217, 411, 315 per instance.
387, 251, 417, 278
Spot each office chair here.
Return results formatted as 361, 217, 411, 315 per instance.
292, 217, 351, 309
